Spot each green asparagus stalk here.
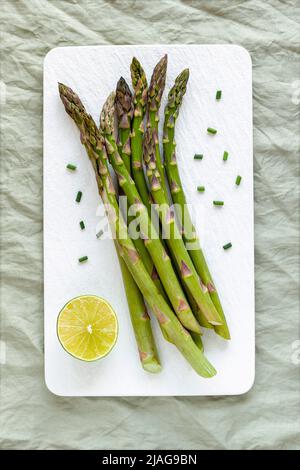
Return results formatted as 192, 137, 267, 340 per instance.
146, 57, 220, 327
130, 57, 151, 210
163, 70, 230, 339
58, 83, 216, 378
100, 92, 202, 335
143, 125, 223, 327
130, 58, 169, 253
147, 54, 168, 197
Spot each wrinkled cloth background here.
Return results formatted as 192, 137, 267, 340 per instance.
0, 0, 299, 450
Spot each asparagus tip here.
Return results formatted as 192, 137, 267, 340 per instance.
115, 76, 133, 128
116, 76, 130, 92
100, 91, 116, 135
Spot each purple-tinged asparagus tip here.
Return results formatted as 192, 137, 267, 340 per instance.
100, 92, 116, 135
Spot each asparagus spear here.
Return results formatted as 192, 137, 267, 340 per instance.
58, 83, 216, 378
147, 54, 168, 197
163, 70, 230, 339
100, 92, 202, 335
130, 57, 151, 210
130, 59, 170, 253
143, 125, 223, 327
146, 57, 222, 327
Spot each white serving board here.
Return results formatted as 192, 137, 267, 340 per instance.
44, 45, 254, 396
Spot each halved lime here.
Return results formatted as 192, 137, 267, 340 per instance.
57, 295, 118, 362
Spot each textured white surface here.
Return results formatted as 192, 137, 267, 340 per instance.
43, 45, 254, 396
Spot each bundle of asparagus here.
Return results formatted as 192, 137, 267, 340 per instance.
58, 54, 230, 378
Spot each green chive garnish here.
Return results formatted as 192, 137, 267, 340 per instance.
76, 191, 82, 203
78, 256, 88, 263
207, 127, 217, 135
66, 164, 77, 171
223, 151, 229, 161
197, 186, 205, 192
194, 154, 203, 160
235, 175, 242, 186
216, 90, 222, 100
79, 220, 85, 230
213, 200, 224, 206
223, 242, 232, 250
96, 229, 104, 239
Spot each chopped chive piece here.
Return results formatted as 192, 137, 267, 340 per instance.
96, 229, 104, 239
213, 200, 224, 206
216, 90, 222, 100
78, 256, 88, 263
223, 151, 229, 161
235, 175, 242, 186
223, 242, 232, 250
194, 154, 203, 160
79, 220, 85, 230
207, 127, 217, 135
197, 186, 205, 192
76, 191, 82, 203
66, 163, 77, 171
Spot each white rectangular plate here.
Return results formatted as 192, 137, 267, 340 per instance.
44, 45, 254, 396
